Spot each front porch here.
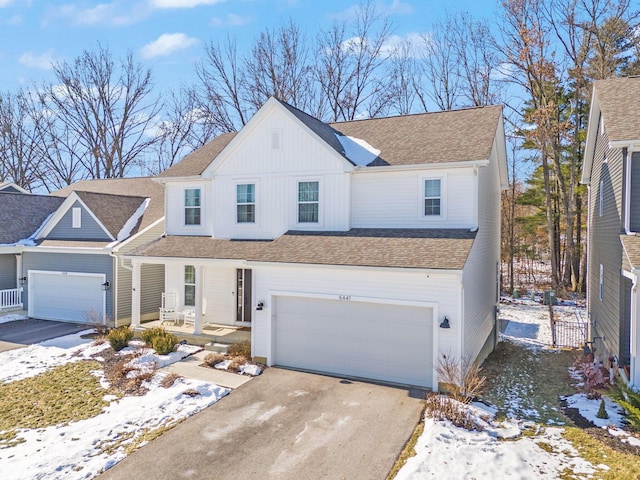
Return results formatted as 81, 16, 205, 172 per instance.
138, 320, 251, 348
0, 287, 23, 310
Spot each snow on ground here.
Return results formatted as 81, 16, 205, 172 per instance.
0, 331, 230, 480
0, 312, 28, 324
395, 296, 636, 480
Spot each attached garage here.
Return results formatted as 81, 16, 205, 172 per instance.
273, 296, 434, 387
28, 270, 106, 323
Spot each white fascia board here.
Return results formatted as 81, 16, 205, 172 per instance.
21, 245, 112, 255
154, 176, 204, 183
495, 115, 509, 190
581, 90, 600, 185
36, 192, 115, 241
609, 140, 640, 149
245, 260, 464, 277
352, 159, 490, 174
0, 182, 29, 194
0, 245, 22, 254
112, 217, 165, 253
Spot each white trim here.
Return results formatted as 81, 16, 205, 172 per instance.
0, 182, 29, 194
27, 270, 107, 323
36, 192, 115, 241
183, 187, 202, 227
112, 217, 165, 252
599, 178, 605, 217
599, 264, 604, 301
235, 180, 258, 225
354, 159, 490, 174
72, 207, 81, 228
419, 174, 447, 220
295, 178, 322, 227
21, 245, 111, 255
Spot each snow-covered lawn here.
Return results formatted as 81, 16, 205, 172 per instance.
395, 297, 639, 479
0, 330, 229, 480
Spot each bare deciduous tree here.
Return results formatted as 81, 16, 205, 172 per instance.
44, 44, 160, 180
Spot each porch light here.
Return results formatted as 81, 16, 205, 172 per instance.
439, 316, 450, 329
101, 281, 110, 291
256, 301, 265, 311
19, 276, 26, 286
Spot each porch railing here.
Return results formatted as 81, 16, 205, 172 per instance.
0, 287, 23, 309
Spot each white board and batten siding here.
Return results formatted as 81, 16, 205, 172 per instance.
165, 181, 213, 236
251, 264, 463, 390
351, 167, 477, 229
462, 142, 502, 365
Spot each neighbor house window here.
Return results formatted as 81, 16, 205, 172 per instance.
599, 179, 604, 217
424, 179, 441, 216
298, 181, 319, 223
599, 264, 604, 301
184, 265, 196, 306
237, 184, 255, 223
184, 189, 201, 225
72, 207, 81, 228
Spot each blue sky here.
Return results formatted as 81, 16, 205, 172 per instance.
0, 0, 500, 95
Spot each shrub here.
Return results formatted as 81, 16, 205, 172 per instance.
151, 332, 178, 355
424, 393, 485, 431
228, 341, 251, 359
573, 356, 608, 399
203, 353, 225, 368
608, 376, 640, 431
107, 326, 134, 351
435, 353, 486, 404
160, 372, 181, 388
597, 398, 609, 419
141, 327, 167, 345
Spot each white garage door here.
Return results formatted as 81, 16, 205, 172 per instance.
29, 271, 106, 323
274, 296, 433, 387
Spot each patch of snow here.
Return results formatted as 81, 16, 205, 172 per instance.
335, 133, 380, 166
240, 364, 262, 376
562, 393, 626, 429
214, 359, 232, 370
0, 312, 28, 324
0, 331, 230, 479
116, 198, 149, 241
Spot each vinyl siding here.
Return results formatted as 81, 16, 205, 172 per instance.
462, 139, 501, 364
165, 182, 213, 237
21, 251, 113, 321
115, 220, 165, 323
351, 167, 477, 228
0, 254, 16, 290
47, 200, 111, 240
587, 114, 625, 362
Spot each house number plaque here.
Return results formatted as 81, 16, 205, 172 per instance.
338, 295, 351, 301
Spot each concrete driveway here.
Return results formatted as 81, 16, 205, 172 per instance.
100, 368, 425, 480
0, 318, 90, 352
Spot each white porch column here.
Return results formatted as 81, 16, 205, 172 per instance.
194, 265, 204, 335
131, 261, 141, 328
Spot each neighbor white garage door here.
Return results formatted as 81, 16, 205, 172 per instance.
273, 296, 433, 387
29, 271, 106, 323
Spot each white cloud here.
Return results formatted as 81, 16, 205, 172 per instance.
7, 14, 21, 25
150, 0, 226, 8
210, 13, 251, 28
385, 0, 412, 15
140, 33, 199, 59
53, 2, 149, 27
380, 32, 426, 58
18, 50, 55, 70
0, 0, 15, 7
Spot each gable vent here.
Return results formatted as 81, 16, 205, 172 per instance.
271, 129, 281, 150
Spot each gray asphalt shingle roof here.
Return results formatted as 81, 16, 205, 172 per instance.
129, 228, 477, 270
0, 193, 64, 244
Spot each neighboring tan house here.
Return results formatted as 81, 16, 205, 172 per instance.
126, 97, 508, 390
0, 178, 165, 326
582, 76, 640, 387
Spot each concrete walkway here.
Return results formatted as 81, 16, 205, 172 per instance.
166, 350, 253, 389
99, 367, 425, 480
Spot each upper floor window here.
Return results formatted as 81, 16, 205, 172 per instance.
184, 189, 201, 225
599, 264, 604, 301
184, 265, 196, 306
237, 184, 255, 223
424, 179, 441, 216
298, 181, 319, 223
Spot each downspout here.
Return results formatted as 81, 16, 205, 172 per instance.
630, 272, 638, 387
624, 146, 634, 235
586, 184, 592, 340
109, 250, 134, 328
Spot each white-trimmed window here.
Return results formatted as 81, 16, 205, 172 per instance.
424, 178, 442, 216
599, 264, 604, 301
237, 184, 255, 223
184, 265, 196, 307
599, 179, 604, 217
184, 189, 201, 225
72, 207, 81, 228
298, 181, 319, 223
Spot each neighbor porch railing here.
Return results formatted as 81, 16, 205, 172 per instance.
0, 287, 23, 309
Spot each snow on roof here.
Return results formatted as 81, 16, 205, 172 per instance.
117, 198, 150, 241
335, 133, 381, 166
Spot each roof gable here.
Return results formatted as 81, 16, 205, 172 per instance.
0, 182, 29, 194
0, 193, 64, 244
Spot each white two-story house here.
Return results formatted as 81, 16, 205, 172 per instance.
126, 97, 508, 390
